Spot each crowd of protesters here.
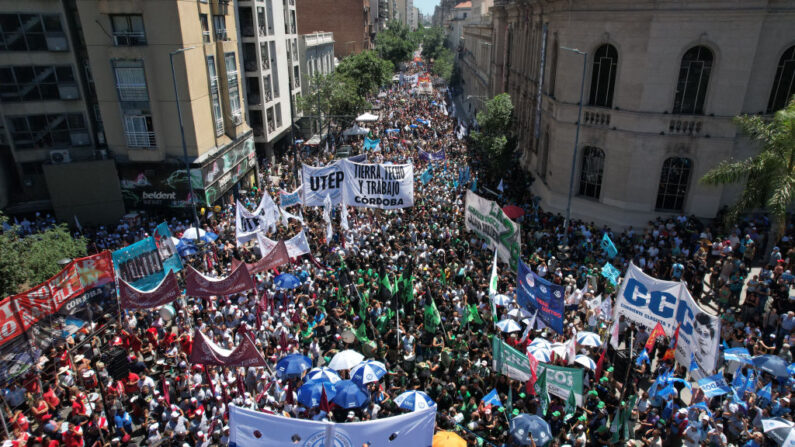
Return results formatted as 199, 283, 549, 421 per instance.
3, 56, 795, 447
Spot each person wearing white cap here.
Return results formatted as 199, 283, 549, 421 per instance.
147, 422, 162, 444
683, 413, 710, 447
166, 409, 189, 437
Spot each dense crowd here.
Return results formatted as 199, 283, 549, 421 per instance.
3, 57, 795, 447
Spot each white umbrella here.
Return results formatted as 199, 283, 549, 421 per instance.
526, 345, 551, 363
328, 350, 365, 371
491, 294, 512, 307
350, 360, 387, 385
394, 390, 435, 411
550, 343, 567, 358
305, 367, 342, 384
181, 227, 206, 240
355, 112, 379, 122
574, 354, 597, 370
170, 237, 181, 247
528, 338, 551, 349
497, 319, 522, 333
576, 331, 603, 347
507, 308, 533, 320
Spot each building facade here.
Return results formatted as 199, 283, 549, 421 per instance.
296, 0, 372, 58
446, 2, 471, 54
298, 31, 334, 137
76, 0, 256, 213
235, 0, 302, 159
490, 0, 795, 227
458, 0, 493, 122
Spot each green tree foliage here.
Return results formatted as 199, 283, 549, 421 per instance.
297, 72, 370, 128
0, 212, 87, 296
701, 96, 795, 239
432, 47, 454, 83
375, 20, 416, 67
335, 51, 394, 98
421, 27, 446, 61
470, 93, 515, 177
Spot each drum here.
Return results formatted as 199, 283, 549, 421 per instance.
362, 341, 377, 357
340, 329, 355, 344
82, 370, 98, 388
159, 305, 175, 321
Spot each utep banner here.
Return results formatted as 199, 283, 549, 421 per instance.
231, 240, 290, 275
236, 193, 280, 245
537, 363, 584, 406
492, 336, 532, 381
257, 231, 311, 258
112, 222, 182, 291
517, 260, 564, 334
229, 404, 435, 447
189, 329, 267, 367
615, 263, 720, 373
279, 187, 302, 208
464, 190, 522, 267
119, 271, 180, 309
341, 161, 414, 209
419, 149, 446, 161
302, 161, 344, 206
184, 264, 256, 297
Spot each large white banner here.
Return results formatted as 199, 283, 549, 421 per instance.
236, 193, 280, 245
341, 161, 414, 209
301, 162, 344, 206
464, 190, 522, 266
615, 263, 720, 374
229, 404, 436, 447
257, 230, 311, 258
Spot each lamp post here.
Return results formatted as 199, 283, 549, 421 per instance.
560, 46, 587, 234
169, 46, 202, 236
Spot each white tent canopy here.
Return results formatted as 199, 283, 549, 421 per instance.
355, 112, 379, 122
343, 124, 370, 136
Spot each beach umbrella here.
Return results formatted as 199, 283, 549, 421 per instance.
529, 338, 551, 349
350, 360, 387, 385
394, 390, 435, 411
275, 353, 312, 378
305, 367, 341, 384
274, 273, 301, 289
576, 331, 602, 347
297, 380, 337, 408
497, 319, 522, 333
763, 418, 794, 445
510, 414, 553, 446
754, 355, 790, 378
502, 205, 525, 220
550, 343, 567, 358
181, 227, 206, 240
507, 308, 534, 320
491, 294, 512, 307
526, 345, 551, 363
328, 350, 365, 371
331, 380, 369, 408
574, 354, 597, 370
432, 431, 466, 447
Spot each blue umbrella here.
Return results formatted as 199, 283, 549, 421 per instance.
510, 414, 553, 446
297, 380, 337, 408
754, 355, 790, 378
576, 331, 602, 347
350, 360, 387, 386
274, 273, 301, 289
788, 363, 795, 376
305, 367, 342, 384
331, 380, 370, 408
275, 353, 312, 378
394, 390, 435, 411
176, 240, 198, 256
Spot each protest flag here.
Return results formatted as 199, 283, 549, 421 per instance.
689, 352, 700, 372
424, 299, 441, 333
565, 388, 577, 415
600, 233, 618, 258
645, 322, 666, 353
595, 347, 606, 380
355, 323, 370, 343
536, 368, 549, 415
526, 352, 539, 394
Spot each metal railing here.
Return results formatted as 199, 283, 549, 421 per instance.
116, 84, 149, 101
125, 131, 156, 148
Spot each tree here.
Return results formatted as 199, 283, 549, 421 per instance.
470, 93, 515, 177
431, 47, 454, 83
701, 97, 795, 242
375, 20, 416, 67
335, 51, 394, 98
421, 27, 446, 61
297, 72, 370, 131
0, 212, 87, 296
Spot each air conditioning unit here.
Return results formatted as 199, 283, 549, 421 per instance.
232, 114, 242, 125
50, 149, 71, 164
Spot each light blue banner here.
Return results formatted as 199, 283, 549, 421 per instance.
113, 222, 182, 291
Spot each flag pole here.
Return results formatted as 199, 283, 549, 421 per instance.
430, 291, 449, 342
618, 332, 634, 405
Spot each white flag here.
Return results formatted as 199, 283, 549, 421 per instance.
610, 320, 620, 350
488, 249, 498, 297
340, 204, 349, 231
520, 309, 538, 344
323, 194, 333, 243
600, 296, 613, 320
566, 330, 577, 365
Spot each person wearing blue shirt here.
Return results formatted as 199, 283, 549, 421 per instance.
671, 261, 684, 281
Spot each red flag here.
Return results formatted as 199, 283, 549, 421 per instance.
645, 322, 666, 353
236, 373, 246, 397
319, 386, 331, 413
161, 376, 170, 405
594, 348, 606, 380
670, 324, 681, 350
279, 331, 288, 352
285, 381, 294, 405
204, 367, 216, 399
526, 352, 539, 395
662, 348, 676, 361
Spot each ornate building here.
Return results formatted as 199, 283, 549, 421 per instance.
490, 0, 795, 227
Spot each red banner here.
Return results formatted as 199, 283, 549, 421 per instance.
14, 282, 55, 332
0, 296, 23, 348
231, 240, 290, 275
189, 329, 267, 367
184, 264, 255, 297
119, 271, 180, 309
75, 251, 115, 290
49, 263, 84, 312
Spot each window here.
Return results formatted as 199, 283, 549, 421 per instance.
673, 46, 713, 115
113, 60, 154, 148
767, 46, 795, 113
7, 113, 87, 149
0, 13, 67, 51
275, 103, 282, 127
589, 44, 618, 108
207, 56, 223, 136
213, 15, 227, 40
293, 65, 300, 89
113, 60, 149, 101
578, 146, 605, 199
200, 14, 210, 43
110, 15, 146, 45
0, 65, 77, 102
655, 157, 692, 211
123, 115, 156, 148
225, 53, 241, 118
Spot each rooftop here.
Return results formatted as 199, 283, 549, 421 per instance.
455, 1, 472, 8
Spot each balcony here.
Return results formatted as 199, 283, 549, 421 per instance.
583, 110, 610, 127
125, 131, 156, 148
246, 78, 261, 105
303, 32, 334, 48
116, 84, 149, 101
668, 119, 703, 136
239, 7, 255, 37
211, 0, 230, 16
113, 31, 146, 46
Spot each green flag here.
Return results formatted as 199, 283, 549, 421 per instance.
535, 369, 549, 416
404, 276, 415, 302
565, 387, 577, 416
468, 304, 483, 325
424, 299, 441, 333
623, 395, 637, 440
355, 323, 370, 343
440, 268, 447, 285
376, 309, 393, 334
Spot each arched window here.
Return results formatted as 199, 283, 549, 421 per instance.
655, 157, 692, 211
589, 44, 618, 107
673, 46, 713, 114
578, 146, 605, 199
767, 46, 795, 113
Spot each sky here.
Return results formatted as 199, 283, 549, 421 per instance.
414, 0, 440, 16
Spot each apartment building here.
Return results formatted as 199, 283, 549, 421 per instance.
298, 31, 334, 137
0, 0, 124, 223
296, 0, 372, 58
75, 0, 256, 212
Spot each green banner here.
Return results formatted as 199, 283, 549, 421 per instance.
492, 336, 532, 382
536, 363, 584, 406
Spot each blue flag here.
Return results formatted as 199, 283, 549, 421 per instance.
724, 347, 753, 365
601, 233, 618, 258
657, 384, 677, 399
697, 373, 732, 398
688, 402, 713, 418
420, 167, 433, 185
601, 262, 620, 286
758, 382, 772, 402
741, 370, 756, 397
732, 369, 746, 390
482, 389, 502, 408
636, 350, 650, 366
471, 177, 477, 192
689, 352, 700, 372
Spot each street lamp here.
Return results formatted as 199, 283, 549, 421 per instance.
169, 47, 202, 236
560, 46, 588, 233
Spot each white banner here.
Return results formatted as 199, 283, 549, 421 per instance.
257, 230, 311, 258
464, 190, 522, 266
236, 193, 280, 245
341, 160, 414, 209
229, 404, 435, 447
301, 162, 344, 206
615, 263, 720, 374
